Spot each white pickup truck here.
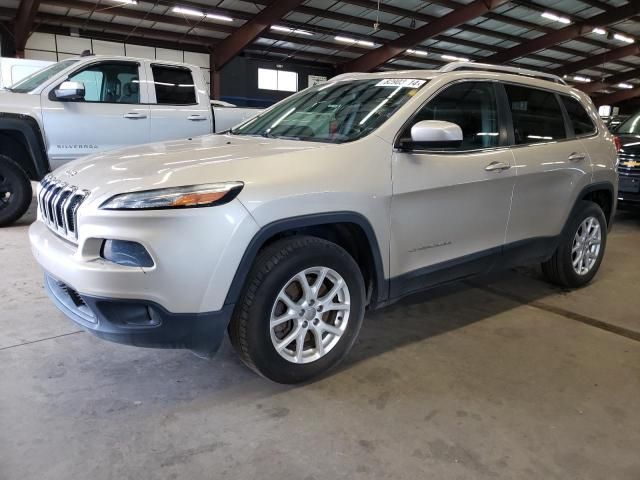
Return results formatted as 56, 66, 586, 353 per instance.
0, 54, 261, 225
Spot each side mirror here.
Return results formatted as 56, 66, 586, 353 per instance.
54, 81, 85, 101
399, 120, 463, 150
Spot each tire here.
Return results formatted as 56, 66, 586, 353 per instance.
0, 154, 33, 227
228, 235, 366, 384
541, 200, 607, 288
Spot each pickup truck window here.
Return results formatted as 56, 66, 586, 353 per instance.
8, 59, 78, 93
231, 78, 427, 143
68, 62, 140, 103
151, 65, 196, 105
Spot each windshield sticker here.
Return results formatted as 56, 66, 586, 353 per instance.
375, 78, 426, 88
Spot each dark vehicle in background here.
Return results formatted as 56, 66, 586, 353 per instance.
616, 112, 640, 208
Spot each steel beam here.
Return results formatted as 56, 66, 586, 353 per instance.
579, 69, 640, 94
593, 86, 640, 106
212, 0, 303, 71
14, 0, 41, 56
485, 3, 640, 64
553, 43, 640, 77
342, 0, 509, 72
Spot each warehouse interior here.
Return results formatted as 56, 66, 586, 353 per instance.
0, 1, 639, 479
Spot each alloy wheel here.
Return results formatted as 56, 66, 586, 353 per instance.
269, 266, 351, 364
571, 216, 602, 275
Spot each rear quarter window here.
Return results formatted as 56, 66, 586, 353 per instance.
561, 96, 596, 136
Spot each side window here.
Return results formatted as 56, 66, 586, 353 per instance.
68, 62, 140, 103
151, 65, 196, 105
406, 81, 500, 150
504, 84, 567, 144
561, 96, 596, 136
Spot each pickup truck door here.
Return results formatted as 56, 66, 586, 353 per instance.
145, 63, 212, 142
41, 60, 150, 170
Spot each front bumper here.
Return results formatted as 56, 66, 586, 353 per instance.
45, 273, 234, 352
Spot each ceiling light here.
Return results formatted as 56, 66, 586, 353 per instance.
572, 75, 591, 83
206, 13, 233, 22
592, 27, 606, 35
172, 6, 204, 17
335, 36, 375, 47
617, 83, 634, 89
271, 25, 313, 36
441, 54, 469, 62
614, 33, 634, 43
407, 49, 428, 56
110, 0, 137, 4
541, 12, 571, 24
172, 7, 233, 21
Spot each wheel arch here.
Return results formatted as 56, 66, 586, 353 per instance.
0, 113, 49, 181
224, 212, 388, 309
576, 181, 615, 231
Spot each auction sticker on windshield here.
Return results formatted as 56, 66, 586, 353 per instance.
375, 79, 426, 88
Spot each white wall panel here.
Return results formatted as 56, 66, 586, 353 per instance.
56, 35, 91, 54
125, 44, 155, 60
25, 33, 56, 51
92, 40, 125, 56
184, 51, 209, 68
155, 48, 183, 62
25, 49, 58, 61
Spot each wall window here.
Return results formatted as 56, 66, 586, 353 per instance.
406, 81, 500, 150
68, 62, 139, 103
504, 84, 567, 144
561, 96, 596, 136
258, 68, 298, 92
151, 65, 196, 105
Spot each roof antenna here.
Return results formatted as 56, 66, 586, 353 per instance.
80, 49, 93, 57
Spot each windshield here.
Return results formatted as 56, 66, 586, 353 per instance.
8, 59, 79, 93
617, 112, 640, 135
230, 78, 427, 143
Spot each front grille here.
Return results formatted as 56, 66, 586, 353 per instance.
617, 152, 640, 177
38, 175, 90, 243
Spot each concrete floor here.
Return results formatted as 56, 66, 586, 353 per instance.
1, 199, 639, 480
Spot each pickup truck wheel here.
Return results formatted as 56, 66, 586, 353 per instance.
0, 155, 32, 227
228, 236, 365, 384
541, 201, 607, 288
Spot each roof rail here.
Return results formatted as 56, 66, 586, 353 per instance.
438, 62, 567, 85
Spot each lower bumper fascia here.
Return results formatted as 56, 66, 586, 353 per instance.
44, 273, 234, 354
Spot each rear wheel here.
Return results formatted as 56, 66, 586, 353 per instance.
541, 201, 607, 288
0, 154, 32, 227
228, 236, 366, 384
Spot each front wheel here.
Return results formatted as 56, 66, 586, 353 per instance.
0, 154, 32, 227
541, 201, 607, 288
228, 236, 366, 384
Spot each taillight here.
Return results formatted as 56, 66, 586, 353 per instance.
614, 136, 622, 152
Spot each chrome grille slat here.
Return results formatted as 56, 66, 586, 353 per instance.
37, 175, 89, 243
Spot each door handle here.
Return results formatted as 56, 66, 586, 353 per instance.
485, 161, 511, 172
568, 152, 586, 162
187, 115, 207, 121
123, 112, 147, 119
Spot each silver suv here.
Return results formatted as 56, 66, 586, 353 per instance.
30, 63, 618, 383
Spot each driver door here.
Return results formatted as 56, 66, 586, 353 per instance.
42, 60, 150, 170
390, 80, 516, 297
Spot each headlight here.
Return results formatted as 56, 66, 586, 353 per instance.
99, 182, 243, 210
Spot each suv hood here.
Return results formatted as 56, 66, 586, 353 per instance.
618, 134, 640, 153
52, 134, 330, 201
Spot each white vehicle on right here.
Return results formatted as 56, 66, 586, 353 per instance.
30, 63, 618, 384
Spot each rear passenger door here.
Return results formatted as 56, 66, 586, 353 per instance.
503, 83, 593, 246
146, 64, 211, 142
